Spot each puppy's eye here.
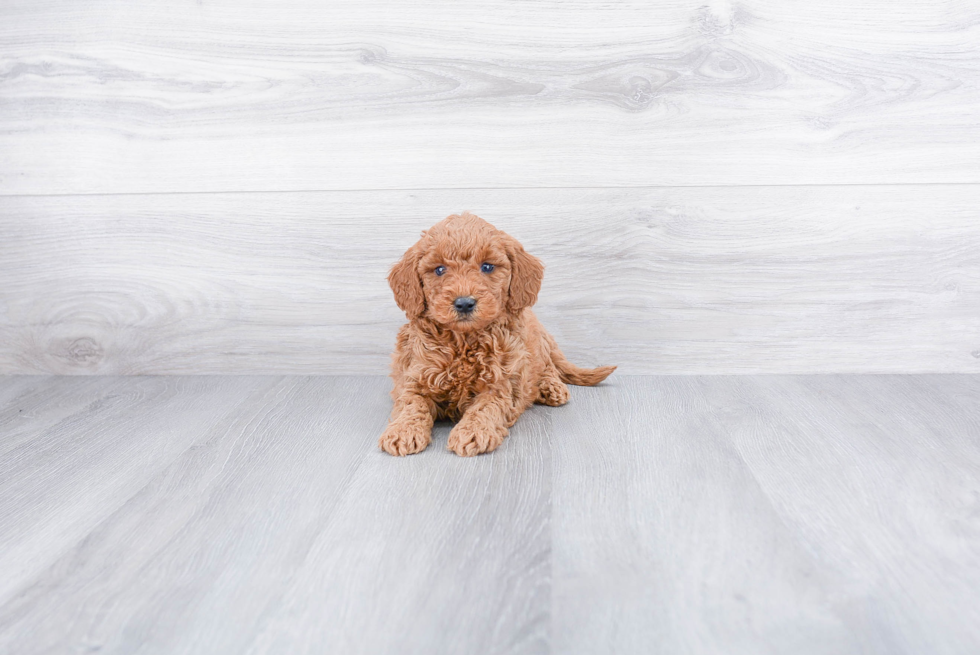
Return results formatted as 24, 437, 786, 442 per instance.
480, 263, 495, 274
434, 265, 446, 276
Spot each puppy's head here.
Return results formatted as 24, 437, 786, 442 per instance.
388, 212, 544, 332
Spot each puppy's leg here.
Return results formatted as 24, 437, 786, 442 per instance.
536, 364, 570, 406
448, 393, 512, 457
379, 391, 435, 456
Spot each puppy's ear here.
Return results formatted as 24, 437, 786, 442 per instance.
503, 234, 544, 312
388, 240, 426, 319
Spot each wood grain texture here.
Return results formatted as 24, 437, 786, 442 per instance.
2, 186, 978, 375
0, 376, 282, 606
0, 375, 549, 655
1, 1, 979, 193
244, 407, 551, 655
2, 374, 979, 653
724, 375, 980, 654
552, 375, 980, 655
0, 375, 123, 457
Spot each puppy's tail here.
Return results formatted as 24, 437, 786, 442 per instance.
550, 344, 616, 387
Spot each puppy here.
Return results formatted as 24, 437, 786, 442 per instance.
380, 212, 616, 457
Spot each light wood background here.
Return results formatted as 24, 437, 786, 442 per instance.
2, 0, 979, 374
2, 375, 979, 653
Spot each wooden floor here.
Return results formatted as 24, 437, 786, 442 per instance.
1, 375, 978, 654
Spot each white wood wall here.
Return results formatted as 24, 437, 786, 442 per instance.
2, 0, 978, 374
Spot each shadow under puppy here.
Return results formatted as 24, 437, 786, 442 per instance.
381, 212, 616, 457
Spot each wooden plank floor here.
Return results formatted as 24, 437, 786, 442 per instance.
1, 375, 978, 654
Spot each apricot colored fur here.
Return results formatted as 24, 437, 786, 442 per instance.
380, 212, 616, 457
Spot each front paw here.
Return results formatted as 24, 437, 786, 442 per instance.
379, 420, 431, 456
447, 421, 507, 457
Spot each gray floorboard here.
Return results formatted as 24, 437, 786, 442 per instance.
1, 375, 978, 654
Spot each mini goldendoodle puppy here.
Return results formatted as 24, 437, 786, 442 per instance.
380, 212, 615, 457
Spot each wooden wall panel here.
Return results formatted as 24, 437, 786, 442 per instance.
2, 186, 978, 374
1, 1, 979, 194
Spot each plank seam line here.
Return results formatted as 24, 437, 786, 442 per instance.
2, 181, 980, 200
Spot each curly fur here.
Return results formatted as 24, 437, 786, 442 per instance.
380, 212, 616, 457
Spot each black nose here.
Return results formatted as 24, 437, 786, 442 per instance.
453, 296, 477, 314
